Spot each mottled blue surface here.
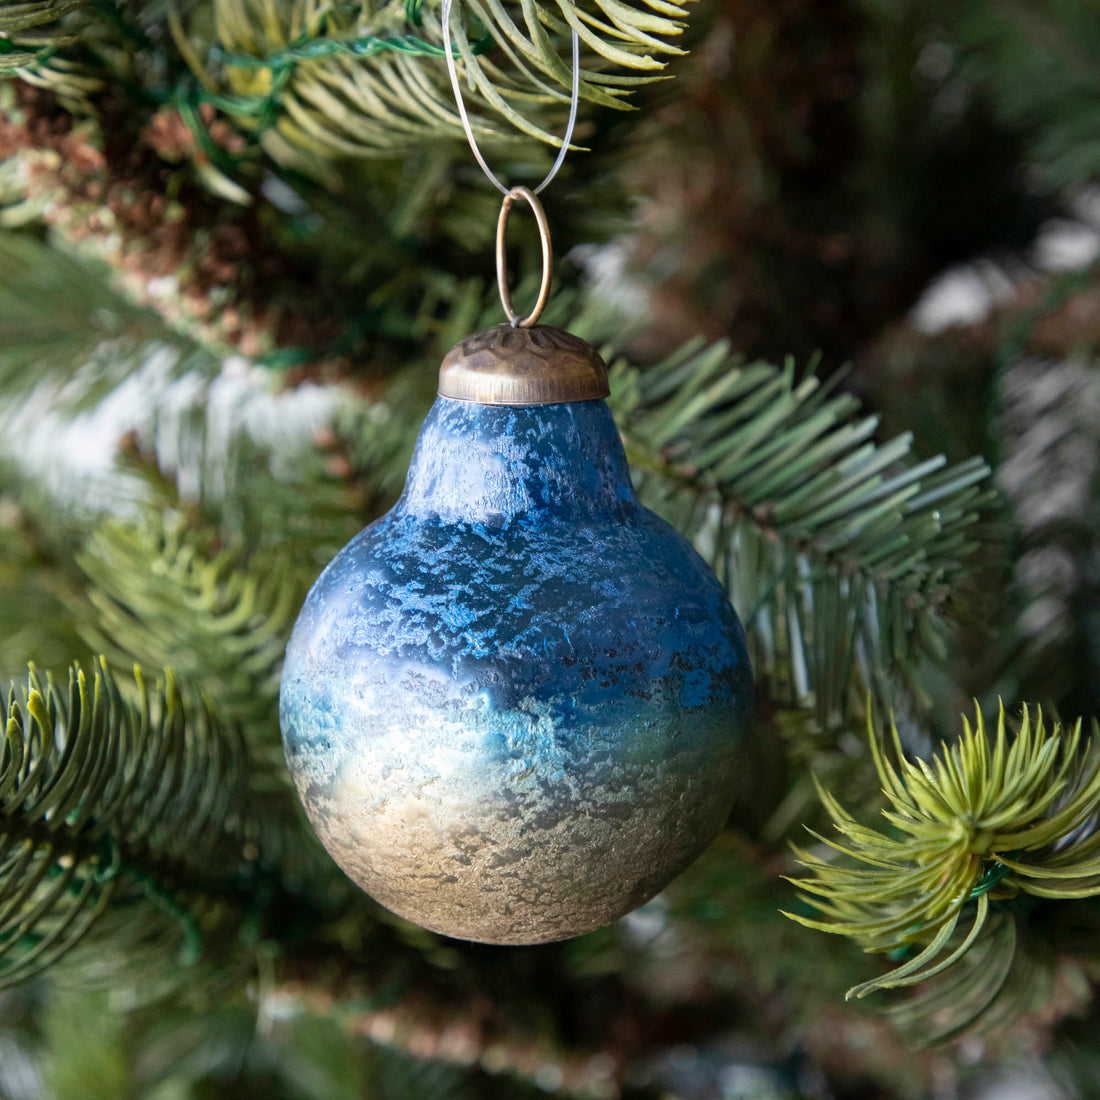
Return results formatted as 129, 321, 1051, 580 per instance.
280, 397, 754, 944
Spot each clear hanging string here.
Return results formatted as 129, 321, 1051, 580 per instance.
440, 0, 581, 196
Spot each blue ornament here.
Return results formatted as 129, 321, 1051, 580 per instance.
279, 326, 754, 944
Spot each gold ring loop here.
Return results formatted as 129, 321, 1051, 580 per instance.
496, 186, 553, 328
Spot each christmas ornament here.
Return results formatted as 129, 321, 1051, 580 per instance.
278, 13, 754, 944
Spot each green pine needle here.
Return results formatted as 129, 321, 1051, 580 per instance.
76, 518, 309, 736
6, 0, 687, 153
172, 0, 688, 158
609, 343, 994, 725
0, 0, 86, 34
0, 658, 282, 991
784, 704, 1100, 1001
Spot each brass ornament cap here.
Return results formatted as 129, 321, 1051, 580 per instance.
438, 324, 610, 406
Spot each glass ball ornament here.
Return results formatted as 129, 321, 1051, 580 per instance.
279, 325, 754, 944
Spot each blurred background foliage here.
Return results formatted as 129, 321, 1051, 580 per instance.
1, 0, 1100, 1096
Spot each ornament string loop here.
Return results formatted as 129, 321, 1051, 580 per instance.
440, 0, 581, 197
496, 186, 553, 327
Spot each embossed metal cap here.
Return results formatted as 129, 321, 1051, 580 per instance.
439, 325, 610, 406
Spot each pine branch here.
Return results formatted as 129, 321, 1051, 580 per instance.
170, 0, 687, 158
0, 504, 88, 684
0, 100, 539, 373
0, 0, 85, 34
0, 659, 293, 991
8, 0, 689, 158
880, 910, 1061, 1046
860, 257, 1100, 721
610, 342, 994, 725
0, 229, 376, 554
994, 354, 1100, 717
784, 703, 1100, 1035
0, 115, 375, 370
0, 234, 171, 412
0, 1, 105, 108
953, 0, 1100, 190
75, 517, 309, 739
26, 984, 568, 1100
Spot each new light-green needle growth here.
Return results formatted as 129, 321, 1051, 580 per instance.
785, 704, 1100, 1001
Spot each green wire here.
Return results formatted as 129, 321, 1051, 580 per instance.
967, 859, 1011, 900
208, 28, 491, 71
0, 42, 58, 67
122, 866, 202, 967
179, 27, 492, 145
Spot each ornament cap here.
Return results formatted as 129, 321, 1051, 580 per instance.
439, 324, 610, 405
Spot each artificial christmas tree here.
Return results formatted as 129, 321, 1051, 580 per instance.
1, 0, 1100, 1097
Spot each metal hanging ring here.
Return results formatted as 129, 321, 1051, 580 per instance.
497, 186, 553, 328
